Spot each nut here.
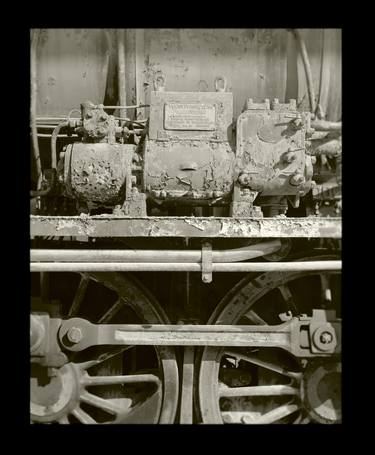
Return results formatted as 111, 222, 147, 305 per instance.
67, 327, 83, 344
320, 332, 333, 344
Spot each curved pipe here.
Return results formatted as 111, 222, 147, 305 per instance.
51, 122, 68, 169
31, 240, 281, 264
291, 29, 316, 114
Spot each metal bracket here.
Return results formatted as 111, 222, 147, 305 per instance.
201, 242, 212, 283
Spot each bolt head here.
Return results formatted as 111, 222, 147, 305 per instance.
67, 327, 83, 344
320, 331, 333, 344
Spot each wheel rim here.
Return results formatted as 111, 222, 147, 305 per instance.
31, 272, 179, 424
197, 255, 341, 424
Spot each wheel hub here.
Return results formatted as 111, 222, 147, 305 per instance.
30, 363, 80, 423
302, 360, 341, 424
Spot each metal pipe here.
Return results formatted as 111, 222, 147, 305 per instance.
30, 29, 42, 188
36, 117, 75, 122
117, 29, 127, 119
35, 124, 60, 129
30, 260, 341, 273
310, 119, 342, 132
103, 104, 149, 109
51, 122, 68, 169
31, 240, 282, 264
291, 29, 316, 114
33, 134, 79, 138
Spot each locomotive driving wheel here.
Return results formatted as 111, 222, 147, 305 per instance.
197, 255, 341, 424
30, 272, 179, 424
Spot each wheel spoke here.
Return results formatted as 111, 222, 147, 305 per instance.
320, 273, 332, 305
278, 284, 298, 314
223, 350, 302, 380
82, 373, 160, 386
58, 416, 69, 424
77, 346, 135, 371
113, 389, 162, 424
98, 298, 124, 323
236, 403, 300, 424
80, 391, 124, 415
243, 309, 267, 325
72, 407, 96, 424
219, 384, 299, 398
68, 274, 90, 317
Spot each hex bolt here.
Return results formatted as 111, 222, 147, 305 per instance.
66, 327, 83, 344
320, 331, 333, 344
289, 173, 305, 186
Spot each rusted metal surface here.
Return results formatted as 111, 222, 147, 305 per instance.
235, 99, 312, 197
61, 142, 134, 208
145, 90, 235, 203
30, 215, 341, 238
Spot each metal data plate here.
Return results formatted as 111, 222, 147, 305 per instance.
149, 91, 233, 141
164, 103, 216, 131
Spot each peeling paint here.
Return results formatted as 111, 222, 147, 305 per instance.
31, 216, 342, 239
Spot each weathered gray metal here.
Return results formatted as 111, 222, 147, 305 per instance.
30, 260, 341, 273
55, 312, 340, 357
180, 347, 195, 424
30, 215, 341, 238
31, 240, 281, 263
236, 99, 313, 197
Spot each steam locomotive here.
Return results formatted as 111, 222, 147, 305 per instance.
30, 28, 341, 424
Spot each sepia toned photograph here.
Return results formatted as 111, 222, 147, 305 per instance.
30, 28, 341, 424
